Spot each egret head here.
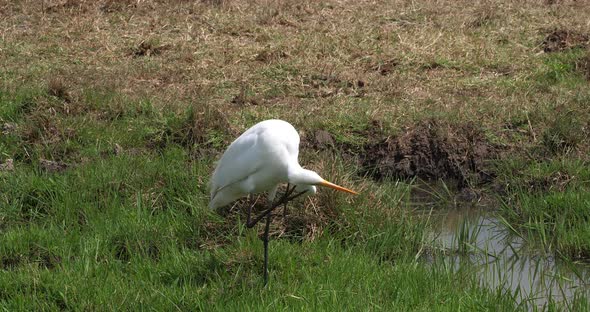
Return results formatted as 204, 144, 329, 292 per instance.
289, 168, 358, 195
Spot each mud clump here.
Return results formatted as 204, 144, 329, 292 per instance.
361, 120, 496, 188
542, 29, 589, 53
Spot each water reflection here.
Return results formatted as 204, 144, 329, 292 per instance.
411, 188, 590, 308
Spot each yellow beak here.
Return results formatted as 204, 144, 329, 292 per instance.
318, 180, 358, 195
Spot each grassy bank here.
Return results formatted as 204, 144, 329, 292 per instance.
0, 93, 516, 310
497, 158, 590, 260
2, 0, 590, 310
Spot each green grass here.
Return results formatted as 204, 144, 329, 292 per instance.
1, 81, 589, 310
2, 1, 590, 309
0, 88, 523, 310
0, 95, 511, 310
497, 158, 590, 260
0, 238, 518, 311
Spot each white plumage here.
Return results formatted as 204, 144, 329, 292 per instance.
209, 119, 356, 210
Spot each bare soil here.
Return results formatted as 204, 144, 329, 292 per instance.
360, 120, 497, 188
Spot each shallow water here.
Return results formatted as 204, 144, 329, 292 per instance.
412, 187, 590, 308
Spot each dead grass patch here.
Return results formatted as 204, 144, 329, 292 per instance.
2, 0, 590, 166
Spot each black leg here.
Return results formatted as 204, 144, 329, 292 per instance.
263, 212, 272, 286
282, 184, 289, 219
247, 196, 253, 225
247, 185, 306, 228
244, 185, 310, 286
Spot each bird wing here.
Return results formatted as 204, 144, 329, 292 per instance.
209, 129, 265, 200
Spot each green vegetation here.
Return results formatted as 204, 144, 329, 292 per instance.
498, 158, 590, 260
1, 0, 590, 310
0, 93, 516, 310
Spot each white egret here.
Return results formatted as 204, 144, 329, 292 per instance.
209, 119, 357, 285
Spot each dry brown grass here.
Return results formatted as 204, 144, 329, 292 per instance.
1, 0, 589, 134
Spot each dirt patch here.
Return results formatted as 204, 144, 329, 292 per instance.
542, 29, 589, 53
360, 120, 497, 188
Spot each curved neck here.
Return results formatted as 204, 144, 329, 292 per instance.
287, 166, 323, 185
